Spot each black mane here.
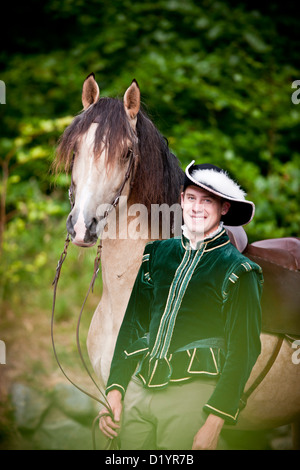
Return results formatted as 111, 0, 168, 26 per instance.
55, 97, 184, 208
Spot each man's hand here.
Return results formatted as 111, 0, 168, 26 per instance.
99, 389, 123, 439
192, 414, 224, 450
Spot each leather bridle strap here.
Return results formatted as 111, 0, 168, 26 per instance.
239, 335, 284, 410
102, 148, 136, 219
68, 147, 136, 218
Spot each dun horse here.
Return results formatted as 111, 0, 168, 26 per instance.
55, 74, 300, 443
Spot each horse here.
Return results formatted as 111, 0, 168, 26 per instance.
54, 74, 300, 445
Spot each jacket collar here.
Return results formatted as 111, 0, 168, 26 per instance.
181, 225, 230, 251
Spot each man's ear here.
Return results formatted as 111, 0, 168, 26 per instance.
221, 201, 231, 215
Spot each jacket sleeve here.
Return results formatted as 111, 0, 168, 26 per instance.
203, 263, 263, 424
105, 242, 155, 398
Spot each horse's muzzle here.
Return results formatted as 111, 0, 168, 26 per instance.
66, 212, 99, 248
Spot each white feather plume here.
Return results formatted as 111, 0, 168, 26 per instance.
191, 168, 246, 200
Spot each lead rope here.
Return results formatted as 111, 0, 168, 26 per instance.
239, 334, 284, 411
51, 148, 136, 450
51, 235, 119, 450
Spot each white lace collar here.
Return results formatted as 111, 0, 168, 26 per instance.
181, 222, 224, 250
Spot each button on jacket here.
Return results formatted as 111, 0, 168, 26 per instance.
106, 229, 263, 424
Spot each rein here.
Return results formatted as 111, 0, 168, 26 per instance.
51, 236, 113, 449
51, 147, 136, 450
239, 334, 284, 411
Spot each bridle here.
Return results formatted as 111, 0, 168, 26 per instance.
51, 143, 137, 450
68, 146, 136, 214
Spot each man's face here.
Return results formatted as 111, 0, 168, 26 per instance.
181, 186, 230, 239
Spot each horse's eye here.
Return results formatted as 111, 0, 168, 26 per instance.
125, 149, 133, 159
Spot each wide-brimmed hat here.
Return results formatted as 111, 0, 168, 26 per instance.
183, 161, 255, 226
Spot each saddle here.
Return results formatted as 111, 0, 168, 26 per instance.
225, 226, 300, 337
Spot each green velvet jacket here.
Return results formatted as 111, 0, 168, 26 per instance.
106, 229, 263, 424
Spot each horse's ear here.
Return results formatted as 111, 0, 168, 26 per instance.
124, 79, 140, 123
82, 73, 100, 110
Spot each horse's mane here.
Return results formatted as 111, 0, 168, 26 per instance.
55, 97, 184, 208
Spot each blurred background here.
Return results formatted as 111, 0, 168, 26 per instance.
0, 0, 299, 450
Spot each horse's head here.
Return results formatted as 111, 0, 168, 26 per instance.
55, 74, 140, 247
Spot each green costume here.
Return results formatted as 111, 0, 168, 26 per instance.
106, 228, 263, 425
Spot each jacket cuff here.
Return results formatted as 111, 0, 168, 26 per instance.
105, 383, 126, 400
203, 403, 239, 425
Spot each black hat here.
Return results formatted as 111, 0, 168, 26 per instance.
183, 161, 255, 226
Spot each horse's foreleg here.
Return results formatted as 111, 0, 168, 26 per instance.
87, 296, 115, 389
88, 237, 147, 380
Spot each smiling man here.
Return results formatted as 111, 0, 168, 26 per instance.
99, 161, 263, 450
180, 186, 231, 248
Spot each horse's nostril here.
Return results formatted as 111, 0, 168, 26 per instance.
88, 217, 98, 235
66, 214, 76, 237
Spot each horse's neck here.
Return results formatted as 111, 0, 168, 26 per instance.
100, 199, 151, 282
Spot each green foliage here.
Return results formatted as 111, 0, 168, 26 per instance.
0, 0, 299, 307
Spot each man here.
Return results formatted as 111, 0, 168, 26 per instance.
99, 161, 263, 450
